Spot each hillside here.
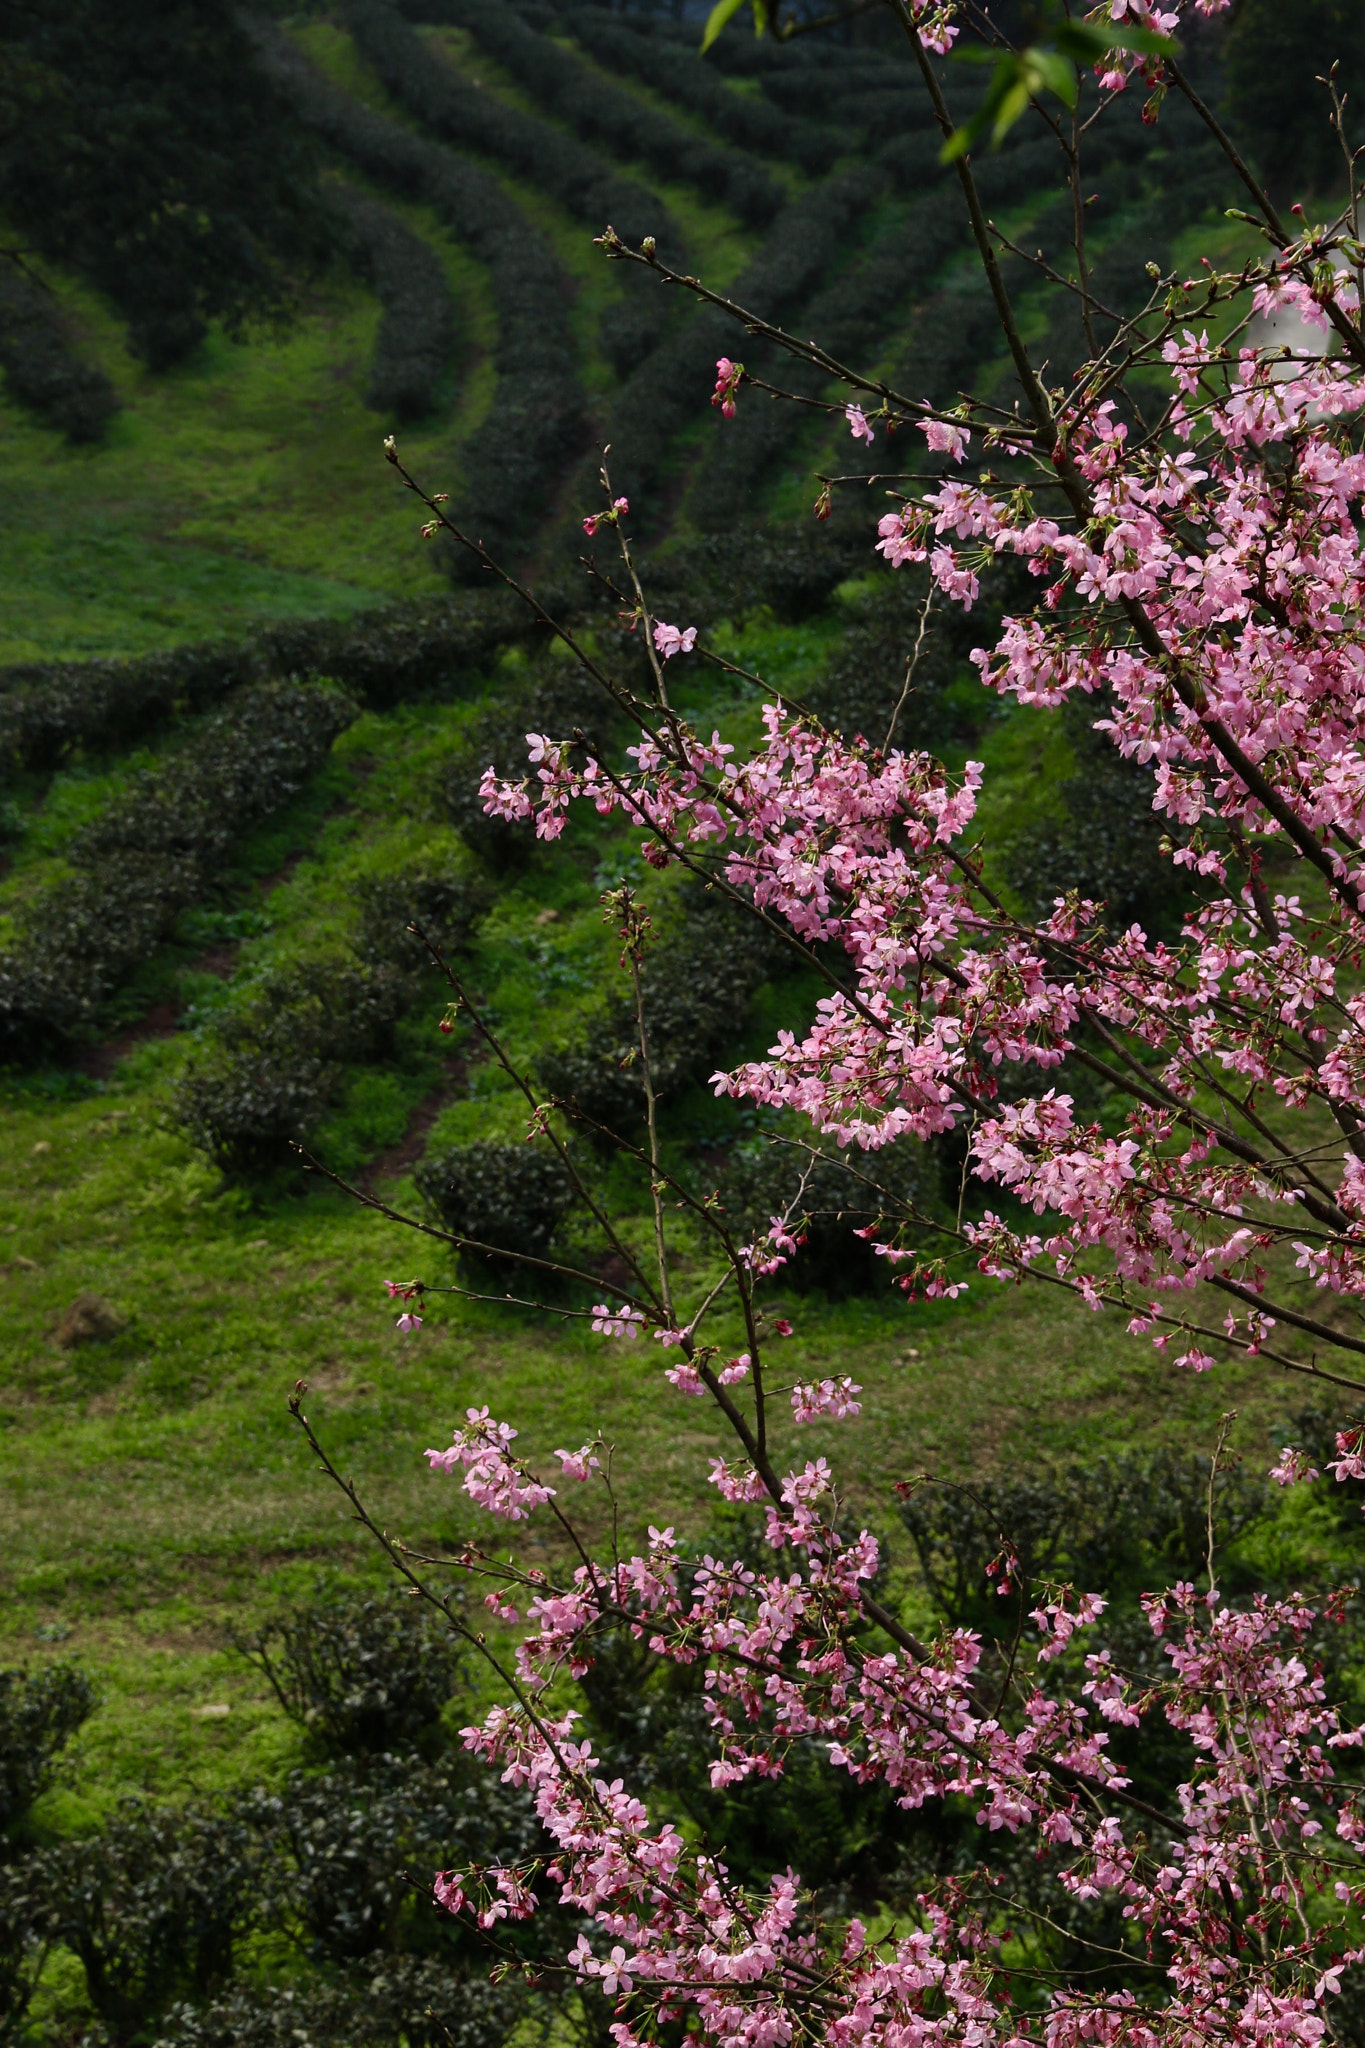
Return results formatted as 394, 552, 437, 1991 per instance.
0, 4, 1352, 2042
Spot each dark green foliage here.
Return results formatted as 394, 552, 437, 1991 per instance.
0, 1858, 50, 2041
236, 1594, 463, 1758
0, 590, 527, 775
415, 1140, 576, 1266
1225, 0, 1365, 199
35, 1800, 267, 2036
0, 1665, 95, 1846
0, 0, 326, 369
717, 1136, 938, 1296
252, 16, 586, 564
353, 867, 494, 973
898, 1449, 1271, 1644
331, 187, 461, 421
539, 887, 786, 1135
408, 0, 783, 226
562, 10, 848, 172
0, 682, 355, 1059
346, 0, 670, 252
999, 694, 1190, 935
442, 665, 615, 864
0, 261, 119, 441
155, 1962, 514, 2048
174, 960, 407, 1176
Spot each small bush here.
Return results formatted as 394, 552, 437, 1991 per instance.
235, 1593, 463, 1758
414, 1141, 575, 1268
717, 1135, 937, 1296
0, 1664, 96, 1845
331, 186, 461, 421
36, 1801, 266, 2035
353, 866, 493, 973
0, 263, 120, 441
0, 1858, 49, 2041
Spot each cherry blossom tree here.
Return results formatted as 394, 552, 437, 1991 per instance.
292, 2, 1365, 2043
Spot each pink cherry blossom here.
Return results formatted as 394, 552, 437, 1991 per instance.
652, 621, 697, 661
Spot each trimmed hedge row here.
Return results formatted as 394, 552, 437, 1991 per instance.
346, 0, 673, 253
0, 682, 355, 1057
559, 10, 850, 172
683, 139, 1056, 528
251, 17, 587, 564
174, 864, 490, 1176
0, 263, 120, 442
582, 161, 887, 527
0, 590, 530, 772
403, 0, 784, 226
330, 185, 461, 420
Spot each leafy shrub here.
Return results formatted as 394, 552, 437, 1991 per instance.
414, 1141, 575, 1268
331, 186, 460, 421
717, 1135, 937, 1296
155, 1962, 516, 2048
36, 1800, 266, 2035
174, 959, 408, 1176
410, 0, 782, 227
236, 1593, 463, 1758
251, 17, 586, 565
0, 262, 120, 441
0, 1664, 96, 1844
0, 1858, 49, 2041
353, 866, 493, 973
538, 886, 787, 1136
0, 681, 355, 1058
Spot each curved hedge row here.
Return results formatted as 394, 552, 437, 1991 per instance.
0, 589, 530, 773
346, 0, 675, 254
559, 10, 849, 173
403, 0, 783, 227
684, 138, 1056, 528
581, 162, 887, 529
0, 263, 120, 442
175, 865, 490, 1176
251, 17, 587, 564
330, 185, 461, 421
0, 681, 356, 1057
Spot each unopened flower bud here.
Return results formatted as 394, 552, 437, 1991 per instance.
641, 235, 656, 258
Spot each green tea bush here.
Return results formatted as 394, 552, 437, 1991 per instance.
253, 18, 586, 564
0, 263, 120, 441
0, 681, 355, 1057
174, 959, 407, 1176
236, 1594, 463, 1758
409, 0, 783, 226
716, 1134, 938, 1296
0, 1664, 96, 1845
539, 888, 786, 1134
155, 1963, 515, 2048
36, 1801, 266, 2035
0, 1859, 49, 2042
331, 187, 460, 421
414, 1141, 575, 1267
353, 866, 494, 972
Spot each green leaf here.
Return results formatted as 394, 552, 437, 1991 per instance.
1054, 17, 1175, 59
701, 0, 747, 54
